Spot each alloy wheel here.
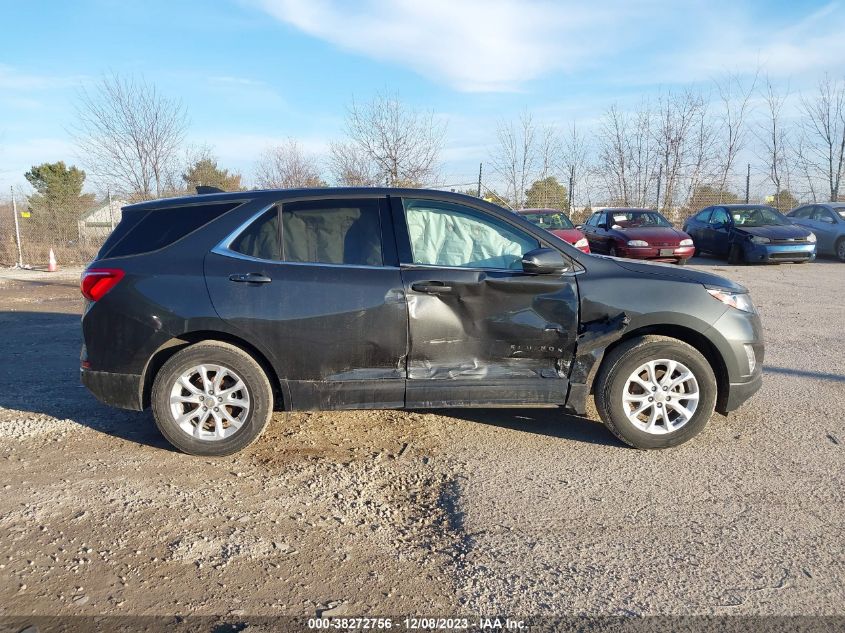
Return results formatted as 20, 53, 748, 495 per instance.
621, 359, 700, 435
169, 364, 251, 441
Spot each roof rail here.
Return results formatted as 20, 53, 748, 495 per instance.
196, 186, 226, 195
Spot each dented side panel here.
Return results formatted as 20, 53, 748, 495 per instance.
401, 266, 579, 406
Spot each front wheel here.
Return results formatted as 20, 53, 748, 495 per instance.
594, 335, 717, 449
151, 341, 274, 456
836, 238, 845, 262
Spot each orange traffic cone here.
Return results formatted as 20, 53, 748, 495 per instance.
48, 248, 58, 272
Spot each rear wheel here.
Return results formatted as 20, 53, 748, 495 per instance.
151, 341, 273, 456
594, 335, 717, 449
836, 237, 845, 262
609, 245, 618, 257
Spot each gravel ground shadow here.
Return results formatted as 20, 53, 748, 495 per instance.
0, 310, 172, 451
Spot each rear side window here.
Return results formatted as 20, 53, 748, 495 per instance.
230, 209, 280, 260
282, 199, 383, 266
791, 206, 812, 219
102, 202, 241, 258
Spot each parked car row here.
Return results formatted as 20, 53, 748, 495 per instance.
517, 202, 845, 265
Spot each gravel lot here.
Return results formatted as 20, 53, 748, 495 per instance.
0, 257, 843, 620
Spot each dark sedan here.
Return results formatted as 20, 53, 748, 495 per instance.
580, 208, 695, 264
683, 204, 816, 264
787, 203, 845, 261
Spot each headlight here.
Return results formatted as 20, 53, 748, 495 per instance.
750, 236, 770, 244
806, 232, 817, 243
627, 240, 649, 247
679, 238, 694, 247
574, 237, 589, 249
706, 288, 756, 313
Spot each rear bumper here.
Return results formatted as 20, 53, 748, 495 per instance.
81, 368, 144, 411
745, 242, 816, 263
722, 371, 763, 413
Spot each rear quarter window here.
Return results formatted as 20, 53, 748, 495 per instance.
101, 202, 242, 258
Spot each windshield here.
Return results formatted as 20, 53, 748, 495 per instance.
730, 207, 789, 227
521, 212, 574, 230
609, 211, 671, 228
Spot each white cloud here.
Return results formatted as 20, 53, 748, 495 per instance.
255, 1, 845, 92
255, 0, 631, 92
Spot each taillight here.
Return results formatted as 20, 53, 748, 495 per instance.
81, 268, 125, 301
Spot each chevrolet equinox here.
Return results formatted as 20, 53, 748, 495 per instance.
80, 189, 763, 455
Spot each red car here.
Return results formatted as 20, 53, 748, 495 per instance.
579, 208, 694, 264
516, 209, 590, 253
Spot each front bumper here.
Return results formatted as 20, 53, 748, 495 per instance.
81, 368, 144, 411
744, 242, 816, 263
619, 245, 695, 262
723, 371, 763, 413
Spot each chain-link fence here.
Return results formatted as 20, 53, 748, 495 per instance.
1, 167, 833, 268
0, 192, 125, 268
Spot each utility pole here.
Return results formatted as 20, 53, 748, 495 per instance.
656, 164, 663, 211
476, 162, 483, 198
568, 166, 574, 213
745, 163, 751, 203
108, 190, 115, 231
11, 186, 23, 269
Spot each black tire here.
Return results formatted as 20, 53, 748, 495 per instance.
594, 335, 717, 449
677, 258, 689, 266
727, 243, 744, 265
836, 237, 845, 262
609, 245, 618, 257
151, 341, 273, 456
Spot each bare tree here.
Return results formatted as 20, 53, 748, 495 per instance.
254, 140, 325, 189
654, 90, 706, 213
343, 92, 444, 187
799, 74, 845, 201
73, 73, 188, 200
597, 102, 658, 207
714, 71, 758, 199
490, 111, 550, 209
328, 140, 380, 186
559, 123, 590, 211
755, 77, 792, 207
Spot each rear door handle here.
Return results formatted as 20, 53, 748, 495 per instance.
411, 281, 453, 294
228, 272, 272, 284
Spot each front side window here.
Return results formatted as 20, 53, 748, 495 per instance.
403, 199, 539, 270
811, 206, 836, 223
282, 199, 383, 266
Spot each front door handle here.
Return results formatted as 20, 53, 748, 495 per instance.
411, 281, 453, 294
229, 272, 272, 284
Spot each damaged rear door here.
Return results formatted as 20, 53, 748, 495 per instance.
393, 197, 579, 407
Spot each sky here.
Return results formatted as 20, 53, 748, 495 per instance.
2, 0, 845, 195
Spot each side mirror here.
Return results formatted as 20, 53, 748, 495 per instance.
522, 248, 572, 275
576, 225, 585, 231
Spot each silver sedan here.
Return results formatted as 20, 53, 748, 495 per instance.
788, 203, 845, 261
